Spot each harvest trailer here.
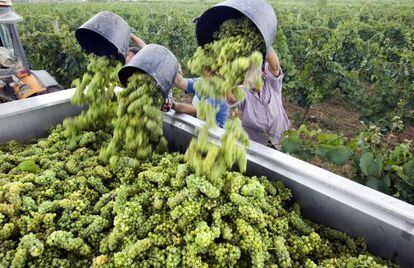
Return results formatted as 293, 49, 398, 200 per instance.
0, 89, 413, 267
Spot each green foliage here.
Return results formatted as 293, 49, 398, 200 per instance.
359, 152, 382, 178
281, 124, 414, 204
14, 1, 414, 127
17, 159, 39, 173
20, 25, 87, 88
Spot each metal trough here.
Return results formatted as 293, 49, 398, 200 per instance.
1, 90, 413, 267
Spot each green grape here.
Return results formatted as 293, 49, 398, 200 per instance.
113, 238, 152, 266
46, 231, 91, 255
0, 223, 15, 240
166, 246, 181, 268
0, 135, 395, 267
11, 233, 44, 267
272, 236, 292, 268
100, 72, 167, 162
63, 56, 122, 146
185, 18, 264, 184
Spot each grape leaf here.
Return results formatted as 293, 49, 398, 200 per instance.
359, 152, 382, 178
17, 160, 39, 173
281, 136, 301, 154
315, 144, 334, 158
402, 159, 414, 184
366, 176, 379, 190
327, 145, 353, 165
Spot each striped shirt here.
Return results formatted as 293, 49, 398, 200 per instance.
236, 64, 290, 146
186, 78, 229, 128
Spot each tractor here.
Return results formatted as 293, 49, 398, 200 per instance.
0, 5, 63, 103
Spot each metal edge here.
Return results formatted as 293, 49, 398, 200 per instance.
0, 89, 76, 117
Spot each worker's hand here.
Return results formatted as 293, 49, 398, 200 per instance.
130, 33, 146, 49
174, 73, 183, 87
243, 65, 263, 91
227, 93, 238, 105
161, 100, 174, 112
174, 72, 189, 91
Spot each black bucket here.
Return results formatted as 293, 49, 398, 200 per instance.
75, 11, 131, 63
118, 44, 179, 99
195, 0, 277, 55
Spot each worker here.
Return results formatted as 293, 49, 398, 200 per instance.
169, 48, 290, 149
171, 74, 230, 128
130, 34, 230, 128
228, 47, 290, 149
125, 33, 146, 63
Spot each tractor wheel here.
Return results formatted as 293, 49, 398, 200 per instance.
0, 86, 16, 103
0, 93, 14, 103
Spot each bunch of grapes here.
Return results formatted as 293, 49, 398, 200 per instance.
63, 56, 122, 149
188, 18, 265, 100
100, 72, 167, 163
185, 18, 264, 181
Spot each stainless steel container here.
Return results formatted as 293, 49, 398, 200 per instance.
1, 91, 413, 267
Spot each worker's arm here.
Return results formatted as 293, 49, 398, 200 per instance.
173, 102, 197, 116
162, 100, 197, 116
266, 47, 281, 78
227, 88, 245, 110
161, 74, 197, 114
130, 33, 146, 49
227, 93, 238, 105
174, 73, 189, 92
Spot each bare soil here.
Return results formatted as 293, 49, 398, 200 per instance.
282, 98, 363, 138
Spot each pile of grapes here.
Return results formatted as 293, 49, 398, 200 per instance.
0, 126, 391, 267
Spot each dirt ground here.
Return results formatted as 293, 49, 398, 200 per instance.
282, 98, 363, 138
282, 98, 414, 177
282, 98, 414, 146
